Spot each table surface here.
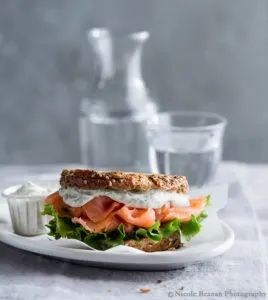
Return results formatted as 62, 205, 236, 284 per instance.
0, 162, 267, 300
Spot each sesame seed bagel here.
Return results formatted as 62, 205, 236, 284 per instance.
60, 169, 189, 194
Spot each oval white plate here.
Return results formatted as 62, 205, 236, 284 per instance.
0, 221, 234, 270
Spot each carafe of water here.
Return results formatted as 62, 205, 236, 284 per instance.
79, 28, 158, 171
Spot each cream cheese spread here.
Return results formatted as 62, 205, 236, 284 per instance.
59, 187, 189, 209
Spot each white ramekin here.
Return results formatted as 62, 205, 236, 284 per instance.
2, 185, 50, 236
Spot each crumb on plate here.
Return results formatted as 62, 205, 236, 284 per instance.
140, 288, 151, 294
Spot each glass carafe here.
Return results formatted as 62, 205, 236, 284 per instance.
79, 28, 158, 172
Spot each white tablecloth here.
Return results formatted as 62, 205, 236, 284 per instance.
0, 162, 267, 300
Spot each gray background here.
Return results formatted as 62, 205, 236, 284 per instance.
0, 0, 267, 164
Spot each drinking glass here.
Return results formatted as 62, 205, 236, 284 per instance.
148, 111, 227, 187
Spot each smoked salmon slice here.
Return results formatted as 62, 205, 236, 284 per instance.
72, 215, 121, 233
82, 196, 123, 222
159, 197, 206, 222
45, 192, 207, 233
44, 191, 83, 217
116, 206, 156, 228
72, 215, 135, 233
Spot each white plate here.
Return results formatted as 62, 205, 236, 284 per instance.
0, 220, 234, 270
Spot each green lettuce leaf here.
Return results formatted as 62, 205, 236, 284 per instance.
161, 218, 181, 238
42, 203, 55, 216
43, 195, 211, 250
180, 215, 202, 242
135, 221, 162, 242
197, 211, 208, 222
206, 194, 211, 207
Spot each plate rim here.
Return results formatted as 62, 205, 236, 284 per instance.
0, 221, 235, 266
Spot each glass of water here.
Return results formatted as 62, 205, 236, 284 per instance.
148, 111, 227, 187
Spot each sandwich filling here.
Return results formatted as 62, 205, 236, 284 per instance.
43, 190, 210, 250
